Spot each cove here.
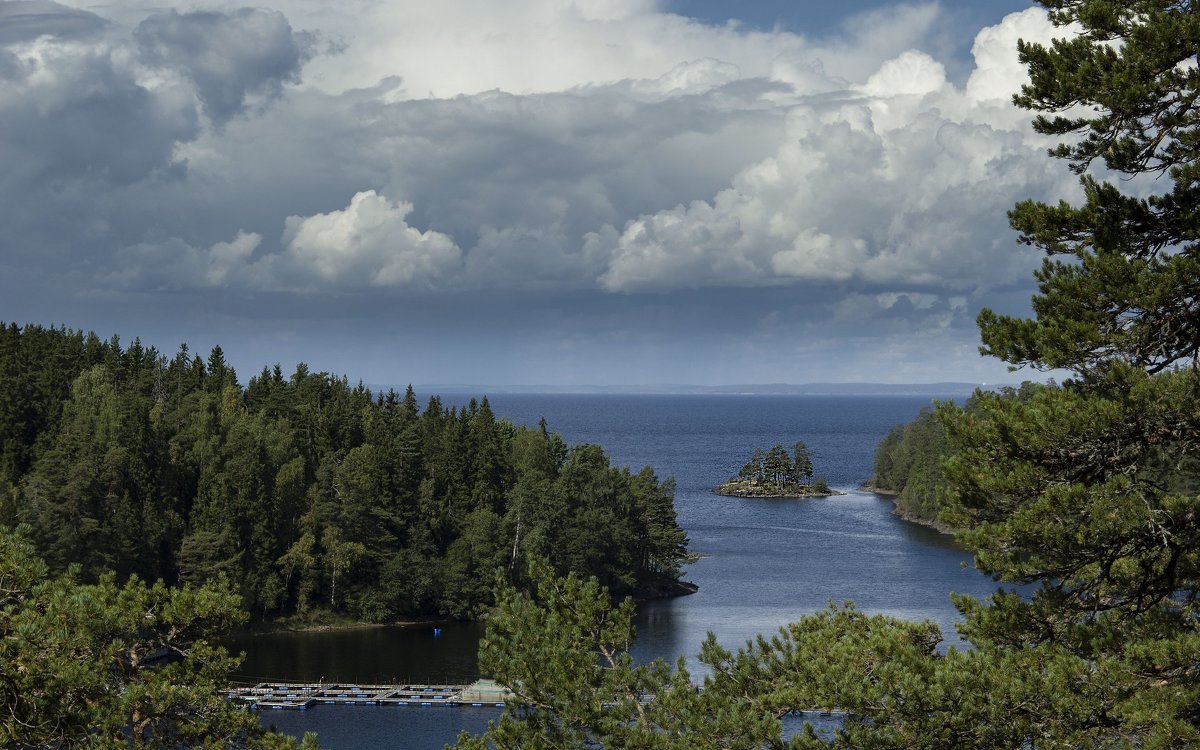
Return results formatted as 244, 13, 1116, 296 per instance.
231, 394, 1002, 749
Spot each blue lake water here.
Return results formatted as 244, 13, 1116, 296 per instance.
239, 394, 999, 749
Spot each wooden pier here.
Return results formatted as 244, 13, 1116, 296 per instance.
222, 679, 511, 711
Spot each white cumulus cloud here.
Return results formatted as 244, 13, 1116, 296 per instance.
108, 191, 463, 291
590, 8, 1072, 295
279, 190, 463, 288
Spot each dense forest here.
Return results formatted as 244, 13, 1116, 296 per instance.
0, 322, 689, 622
869, 383, 1044, 528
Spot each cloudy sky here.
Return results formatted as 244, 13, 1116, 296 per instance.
1, 0, 1075, 387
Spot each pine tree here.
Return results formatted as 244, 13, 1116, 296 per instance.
739, 447, 766, 483
792, 440, 813, 484
453, 562, 676, 750
0, 526, 304, 748
936, 2, 1200, 744
764, 444, 791, 486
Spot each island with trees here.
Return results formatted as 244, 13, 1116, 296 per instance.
714, 441, 837, 498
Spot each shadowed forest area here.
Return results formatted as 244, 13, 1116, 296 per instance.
0, 323, 690, 623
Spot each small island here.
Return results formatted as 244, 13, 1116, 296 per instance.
715, 441, 842, 498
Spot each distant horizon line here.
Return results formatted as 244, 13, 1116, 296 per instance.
371, 381, 1027, 397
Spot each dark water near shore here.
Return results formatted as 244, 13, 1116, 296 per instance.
234, 394, 996, 749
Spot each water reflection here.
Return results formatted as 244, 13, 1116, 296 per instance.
632, 600, 690, 667
226, 622, 485, 685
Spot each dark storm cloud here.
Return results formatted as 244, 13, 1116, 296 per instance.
0, 6, 310, 198
134, 9, 313, 124
0, 1, 107, 45
1, 50, 196, 188
0, 3, 314, 271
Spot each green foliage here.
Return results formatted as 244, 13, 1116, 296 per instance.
455, 561, 672, 749
792, 441, 813, 481
870, 406, 947, 525
457, 564, 1135, 750
0, 325, 690, 621
935, 366, 1200, 746
735, 441, 817, 488
871, 1, 1200, 743
988, 1, 1200, 374
943, 2, 1200, 742
871, 383, 1044, 527
0, 525, 300, 749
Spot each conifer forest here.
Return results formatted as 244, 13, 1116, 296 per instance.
0, 323, 689, 623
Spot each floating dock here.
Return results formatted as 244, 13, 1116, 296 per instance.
222, 680, 511, 710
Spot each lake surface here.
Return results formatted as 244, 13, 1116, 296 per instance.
235, 394, 998, 749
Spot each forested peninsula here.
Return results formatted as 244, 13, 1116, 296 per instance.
0, 323, 691, 625
868, 383, 1042, 532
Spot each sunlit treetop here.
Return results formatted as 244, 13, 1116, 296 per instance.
981, 0, 1200, 376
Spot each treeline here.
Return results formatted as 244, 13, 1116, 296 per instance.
0, 322, 689, 622
736, 442, 813, 487
870, 383, 1043, 528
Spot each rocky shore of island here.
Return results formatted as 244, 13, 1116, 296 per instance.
714, 478, 842, 498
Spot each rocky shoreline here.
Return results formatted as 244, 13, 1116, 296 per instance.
634, 575, 700, 601
713, 480, 843, 498
861, 483, 957, 535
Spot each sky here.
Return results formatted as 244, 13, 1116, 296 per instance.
0, 0, 1075, 388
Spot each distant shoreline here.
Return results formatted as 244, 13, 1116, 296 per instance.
232, 615, 452, 637
229, 576, 699, 637
399, 382, 996, 398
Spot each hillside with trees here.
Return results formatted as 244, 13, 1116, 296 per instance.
0, 323, 690, 624
457, 2, 1200, 747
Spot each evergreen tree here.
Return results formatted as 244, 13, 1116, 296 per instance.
792, 440, 813, 483
934, 3, 1200, 742
629, 468, 688, 580
763, 444, 792, 486
454, 562, 676, 750
0, 526, 305, 748
738, 447, 766, 483
206, 345, 236, 392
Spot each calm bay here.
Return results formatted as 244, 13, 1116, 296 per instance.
230, 394, 1002, 748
